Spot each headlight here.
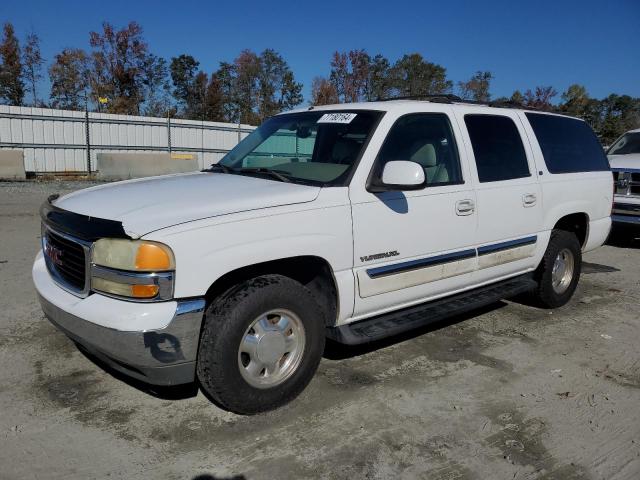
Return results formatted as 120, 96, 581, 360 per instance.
92, 239, 175, 271
90, 239, 175, 301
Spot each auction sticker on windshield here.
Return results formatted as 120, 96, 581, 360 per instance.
317, 113, 358, 124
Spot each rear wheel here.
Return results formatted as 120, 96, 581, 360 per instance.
197, 274, 325, 414
531, 230, 582, 308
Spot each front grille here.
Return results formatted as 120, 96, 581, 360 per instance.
613, 171, 640, 197
43, 226, 89, 295
613, 203, 640, 216
632, 173, 640, 195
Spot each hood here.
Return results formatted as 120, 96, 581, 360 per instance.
608, 154, 640, 171
54, 172, 321, 237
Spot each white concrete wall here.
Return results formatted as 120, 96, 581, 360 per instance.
96, 153, 199, 181
0, 150, 26, 179
0, 105, 255, 174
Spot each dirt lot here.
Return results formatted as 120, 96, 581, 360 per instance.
1, 181, 639, 480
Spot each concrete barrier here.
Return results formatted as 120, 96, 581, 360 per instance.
0, 150, 26, 180
97, 153, 199, 180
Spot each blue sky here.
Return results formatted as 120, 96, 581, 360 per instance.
1, 0, 639, 103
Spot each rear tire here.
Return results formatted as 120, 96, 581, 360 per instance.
531, 230, 582, 308
197, 274, 325, 414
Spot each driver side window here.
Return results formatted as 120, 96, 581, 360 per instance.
375, 113, 463, 187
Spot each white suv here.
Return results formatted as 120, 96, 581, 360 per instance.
33, 98, 613, 414
608, 128, 640, 229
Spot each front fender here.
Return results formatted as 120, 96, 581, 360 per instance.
146, 203, 354, 300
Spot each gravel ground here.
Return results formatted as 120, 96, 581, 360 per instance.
1, 181, 639, 480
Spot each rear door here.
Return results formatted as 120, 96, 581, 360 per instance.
453, 108, 544, 282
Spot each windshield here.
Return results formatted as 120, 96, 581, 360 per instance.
218, 110, 382, 185
608, 132, 640, 155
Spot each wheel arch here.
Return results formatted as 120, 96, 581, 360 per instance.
204, 255, 340, 327
552, 212, 589, 248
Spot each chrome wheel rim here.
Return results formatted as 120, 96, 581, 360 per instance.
551, 248, 575, 294
238, 309, 306, 389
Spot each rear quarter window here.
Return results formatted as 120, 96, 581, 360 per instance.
525, 113, 609, 174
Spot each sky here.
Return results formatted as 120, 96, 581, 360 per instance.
1, 0, 639, 104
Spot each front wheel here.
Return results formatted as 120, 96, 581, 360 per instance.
531, 230, 582, 308
197, 274, 325, 414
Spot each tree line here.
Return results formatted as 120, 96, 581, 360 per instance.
0, 21, 638, 144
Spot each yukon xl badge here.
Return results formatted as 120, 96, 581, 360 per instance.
360, 251, 400, 263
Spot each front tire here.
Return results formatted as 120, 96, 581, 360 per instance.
531, 230, 582, 308
197, 274, 325, 414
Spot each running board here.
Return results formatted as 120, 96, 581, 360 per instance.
327, 274, 537, 345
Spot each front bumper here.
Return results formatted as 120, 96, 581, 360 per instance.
612, 214, 640, 226
612, 201, 640, 226
33, 252, 205, 386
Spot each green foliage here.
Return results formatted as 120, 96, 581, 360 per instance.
169, 54, 223, 121
140, 55, 171, 117
170, 54, 199, 113
257, 49, 303, 119
368, 54, 392, 101
326, 50, 452, 103
555, 84, 640, 144
216, 49, 302, 124
390, 53, 452, 97
3, 19, 638, 144
48, 48, 89, 110
510, 90, 524, 105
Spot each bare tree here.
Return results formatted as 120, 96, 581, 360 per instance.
22, 32, 44, 106
88, 21, 154, 114
457, 71, 493, 102
524, 86, 558, 110
329, 49, 371, 103
311, 76, 339, 105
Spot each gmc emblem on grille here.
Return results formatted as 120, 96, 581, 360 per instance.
45, 242, 64, 267
617, 178, 630, 189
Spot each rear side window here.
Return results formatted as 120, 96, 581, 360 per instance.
464, 115, 530, 183
525, 113, 609, 173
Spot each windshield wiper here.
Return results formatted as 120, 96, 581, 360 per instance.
204, 164, 292, 183
204, 163, 235, 174
237, 167, 291, 183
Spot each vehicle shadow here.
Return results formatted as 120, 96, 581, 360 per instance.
323, 301, 508, 360
192, 475, 247, 480
581, 261, 620, 274
606, 228, 640, 249
75, 345, 199, 400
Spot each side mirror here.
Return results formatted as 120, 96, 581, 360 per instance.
369, 161, 426, 192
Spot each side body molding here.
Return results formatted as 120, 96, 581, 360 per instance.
359, 235, 538, 298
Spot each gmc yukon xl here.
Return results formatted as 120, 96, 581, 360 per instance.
33, 99, 612, 414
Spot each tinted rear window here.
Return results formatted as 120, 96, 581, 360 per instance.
525, 113, 609, 174
464, 114, 530, 183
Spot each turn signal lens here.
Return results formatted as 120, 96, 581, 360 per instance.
92, 277, 160, 299
131, 284, 160, 298
135, 243, 172, 270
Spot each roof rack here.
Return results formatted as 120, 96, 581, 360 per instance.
376, 94, 540, 111
377, 94, 464, 104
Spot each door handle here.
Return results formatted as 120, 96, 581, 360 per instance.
456, 199, 475, 216
523, 193, 537, 207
